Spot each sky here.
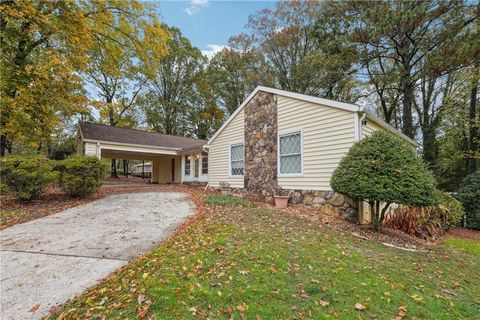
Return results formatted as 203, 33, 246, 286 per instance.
155, 0, 278, 58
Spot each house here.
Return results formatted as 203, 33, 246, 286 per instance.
76, 122, 208, 184
76, 86, 416, 220
205, 86, 417, 219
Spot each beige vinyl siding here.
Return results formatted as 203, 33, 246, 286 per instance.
277, 96, 355, 191
84, 142, 97, 156
361, 119, 382, 138
208, 109, 245, 188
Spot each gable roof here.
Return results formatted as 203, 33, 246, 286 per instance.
207, 86, 418, 147
78, 122, 207, 150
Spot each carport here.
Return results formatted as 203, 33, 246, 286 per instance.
76, 122, 208, 184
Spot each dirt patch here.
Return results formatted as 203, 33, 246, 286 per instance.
0, 183, 211, 230
447, 227, 480, 241
263, 203, 433, 250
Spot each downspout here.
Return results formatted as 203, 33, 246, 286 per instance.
202, 145, 209, 189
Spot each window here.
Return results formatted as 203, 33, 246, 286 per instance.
184, 157, 191, 175
201, 152, 208, 174
230, 144, 244, 176
194, 158, 199, 178
279, 132, 302, 174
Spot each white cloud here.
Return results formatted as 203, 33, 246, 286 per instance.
184, 0, 209, 16
201, 44, 227, 59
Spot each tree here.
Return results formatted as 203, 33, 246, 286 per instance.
0, 0, 90, 155
331, 130, 439, 231
140, 26, 207, 136
229, 0, 358, 100
207, 38, 272, 116
333, 1, 478, 139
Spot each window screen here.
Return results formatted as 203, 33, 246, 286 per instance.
230, 144, 244, 176
279, 132, 302, 174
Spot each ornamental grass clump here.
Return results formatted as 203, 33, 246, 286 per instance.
331, 130, 439, 231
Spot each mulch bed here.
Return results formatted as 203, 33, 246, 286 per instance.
447, 227, 480, 241
0, 183, 211, 230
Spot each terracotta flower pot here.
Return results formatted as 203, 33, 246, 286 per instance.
274, 195, 290, 209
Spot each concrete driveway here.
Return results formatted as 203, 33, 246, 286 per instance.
0, 191, 195, 320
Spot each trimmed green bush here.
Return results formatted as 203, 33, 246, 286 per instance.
59, 156, 108, 197
458, 171, 480, 229
438, 193, 464, 231
331, 130, 439, 231
0, 155, 57, 200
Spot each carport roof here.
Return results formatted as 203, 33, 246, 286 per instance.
78, 122, 207, 150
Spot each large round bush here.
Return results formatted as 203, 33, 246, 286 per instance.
458, 171, 480, 229
59, 156, 108, 197
0, 155, 57, 200
438, 193, 464, 231
331, 130, 439, 231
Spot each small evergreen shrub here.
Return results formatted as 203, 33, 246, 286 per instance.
0, 155, 57, 200
331, 130, 439, 231
458, 171, 480, 229
438, 193, 464, 230
59, 156, 108, 197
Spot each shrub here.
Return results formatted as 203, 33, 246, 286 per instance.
331, 130, 439, 231
204, 194, 254, 207
458, 171, 480, 229
438, 193, 464, 230
0, 155, 57, 200
59, 156, 108, 197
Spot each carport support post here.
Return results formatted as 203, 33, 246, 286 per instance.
151, 159, 159, 183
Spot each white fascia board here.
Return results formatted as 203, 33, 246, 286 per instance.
365, 111, 420, 147
82, 139, 182, 152
207, 86, 362, 146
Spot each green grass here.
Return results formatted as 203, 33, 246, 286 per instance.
444, 237, 480, 257
0, 209, 28, 228
203, 194, 254, 207
48, 206, 480, 320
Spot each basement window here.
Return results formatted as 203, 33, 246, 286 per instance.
279, 131, 302, 175
230, 144, 244, 176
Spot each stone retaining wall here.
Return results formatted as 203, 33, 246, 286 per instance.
217, 184, 358, 222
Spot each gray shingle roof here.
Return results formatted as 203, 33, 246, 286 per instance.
79, 122, 207, 150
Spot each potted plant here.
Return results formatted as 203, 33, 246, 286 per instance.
274, 187, 290, 209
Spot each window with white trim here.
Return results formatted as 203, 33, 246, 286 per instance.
201, 152, 208, 174
230, 144, 244, 176
279, 132, 302, 174
184, 157, 191, 175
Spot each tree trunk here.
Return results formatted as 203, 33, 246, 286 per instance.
0, 135, 7, 157
370, 201, 381, 232
401, 81, 415, 139
467, 72, 479, 174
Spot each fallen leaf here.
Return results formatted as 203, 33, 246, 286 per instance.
29, 304, 40, 313
320, 300, 329, 307
237, 303, 248, 312
354, 303, 366, 310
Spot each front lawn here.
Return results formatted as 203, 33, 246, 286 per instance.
48, 195, 480, 319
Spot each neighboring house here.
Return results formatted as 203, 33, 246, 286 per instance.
76, 123, 208, 184
206, 86, 417, 219
133, 162, 152, 175
76, 86, 416, 222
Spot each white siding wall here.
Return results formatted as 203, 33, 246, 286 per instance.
277, 96, 356, 191
208, 109, 245, 188
84, 142, 97, 156
361, 119, 382, 138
